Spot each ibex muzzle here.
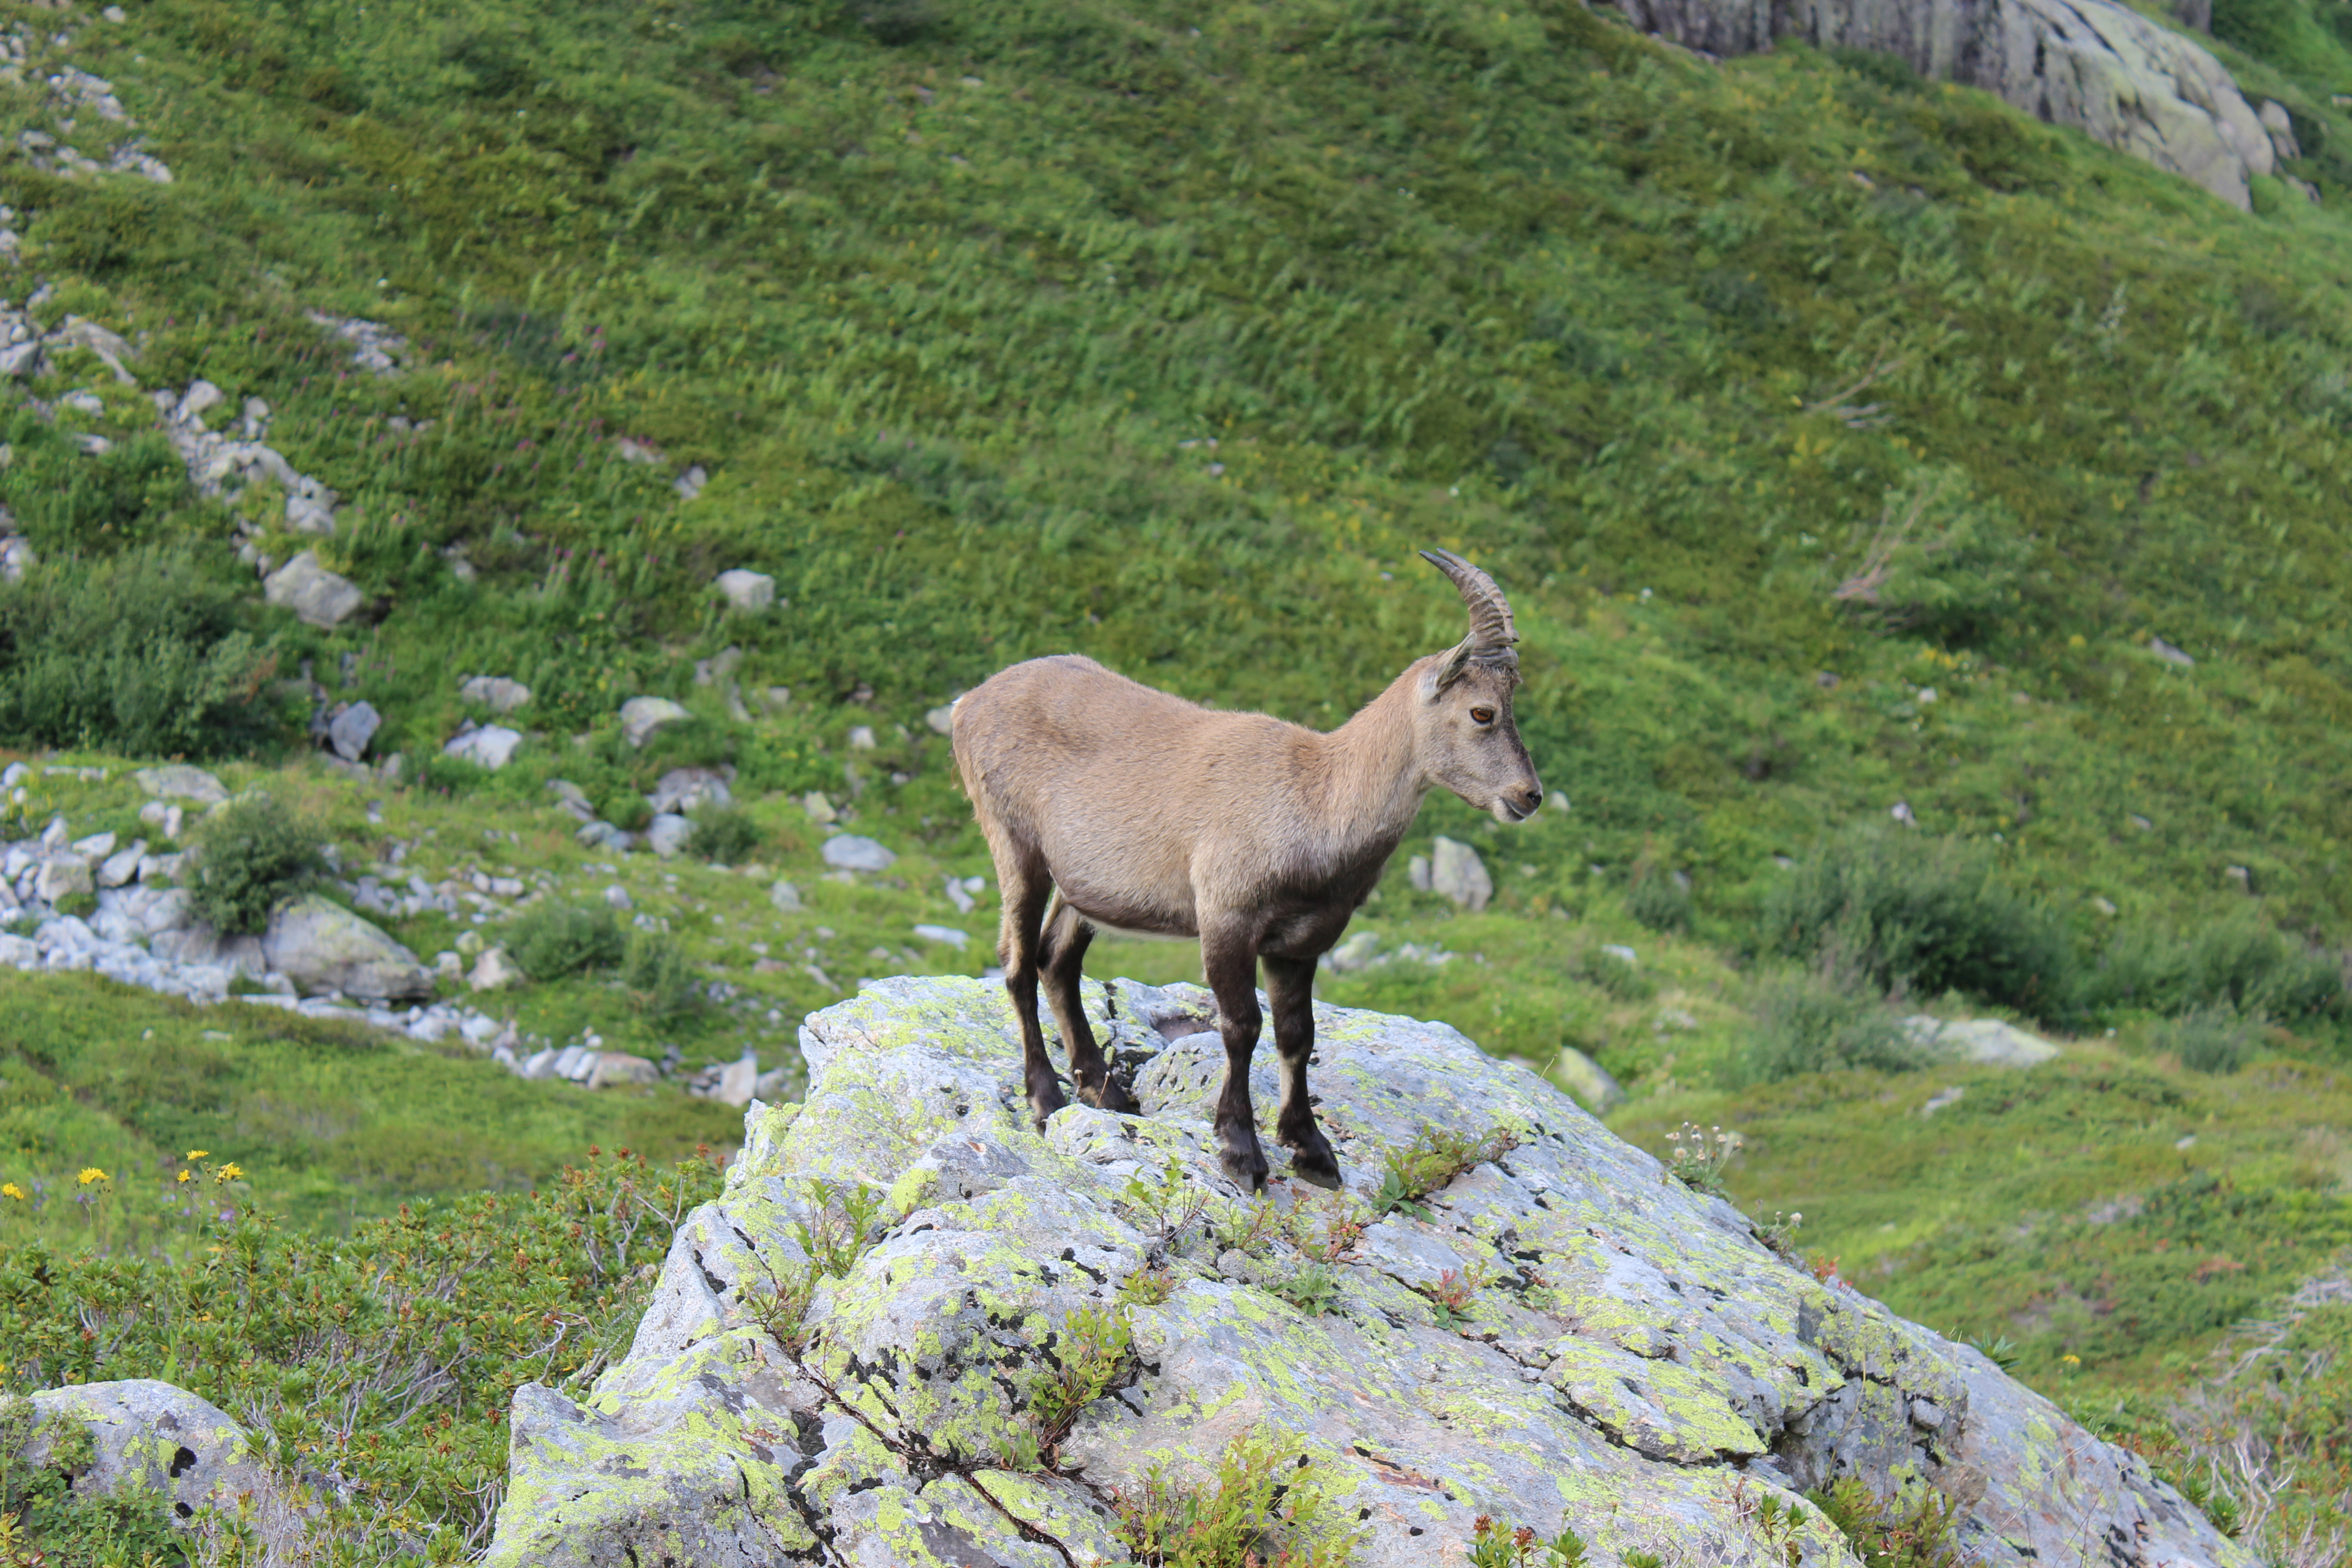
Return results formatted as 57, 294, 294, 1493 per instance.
952, 548, 1541, 1190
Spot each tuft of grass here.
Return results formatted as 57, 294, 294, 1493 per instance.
1726, 967, 1917, 1086
187, 794, 326, 935
685, 804, 764, 866
505, 900, 628, 980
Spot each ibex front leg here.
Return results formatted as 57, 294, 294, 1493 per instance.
1261, 954, 1340, 1189
1200, 921, 1270, 1192
1040, 900, 1137, 1113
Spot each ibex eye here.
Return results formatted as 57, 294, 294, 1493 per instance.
1471, 707, 1495, 725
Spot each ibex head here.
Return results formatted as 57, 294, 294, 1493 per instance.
1416, 549, 1543, 823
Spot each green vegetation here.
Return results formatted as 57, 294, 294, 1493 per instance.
1112, 1430, 1359, 1567
0, 1397, 177, 1568
1805, 1477, 1961, 1568
684, 804, 765, 866
187, 790, 326, 934
0, 1148, 726, 1556
504, 898, 627, 981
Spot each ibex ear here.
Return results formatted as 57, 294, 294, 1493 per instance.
1422, 643, 1472, 699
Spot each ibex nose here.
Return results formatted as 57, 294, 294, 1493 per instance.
1508, 784, 1542, 818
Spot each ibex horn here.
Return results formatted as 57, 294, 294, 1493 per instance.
1420, 548, 1520, 688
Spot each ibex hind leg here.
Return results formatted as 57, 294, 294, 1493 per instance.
1200, 926, 1271, 1192
1262, 954, 1340, 1189
991, 844, 1065, 1130
1040, 899, 1138, 1115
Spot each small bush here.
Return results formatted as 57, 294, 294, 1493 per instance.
506, 902, 628, 980
188, 796, 327, 935
621, 931, 703, 1021
2152, 1004, 2261, 1075
686, 804, 764, 864
2082, 908, 2342, 1024
1805, 1475, 1962, 1568
1758, 826, 2073, 1019
1625, 870, 1693, 935
1113, 1429, 1361, 1567
1727, 968, 1917, 1086
0, 548, 279, 759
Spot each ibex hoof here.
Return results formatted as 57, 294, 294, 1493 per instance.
1084, 1077, 1141, 1116
1219, 1146, 1270, 1194
1028, 1084, 1068, 1132
1286, 1147, 1342, 1190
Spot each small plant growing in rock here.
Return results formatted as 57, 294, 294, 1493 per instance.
1118, 1156, 1208, 1252
1372, 1124, 1519, 1220
748, 1177, 892, 1351
1469, 1515, 1590, 1568
1752, 1209, 1804, 1261
188, 794, 326, 935
1268, 1260, 1343, 1317
1663, 1121, 1742, 1197
1804, 1475, 1962, 1568
1030, 1303, 1133, 1457
1113, 1428, 1361, 1566
1118, 1265, 1177, 1306
1730, 1477, 1814, 1567
1285, 1193, 1368, 1265
1211, 1194, 1285, 1251
1420, 1266, 1485, 1329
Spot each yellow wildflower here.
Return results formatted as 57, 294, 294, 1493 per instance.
78, 1167, 108, 1186
176, 1171, 193, 1185
186, 1150, 209, 1161
215, 1163, 245, 1183
1, 1182, 24, 1201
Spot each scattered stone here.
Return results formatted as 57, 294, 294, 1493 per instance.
693, 646, 744, 687
769, 880, 802, 914
647, 767, 732, 816
2149, 635, 2195, 666
34, 857, 92, 903
672, 464, 708, 501
575, 821, 632, 853
443, 725, 524, 771
715, 1052, 760, 1107
1601, 943, 1639, 965
1902, 1016, 2061, 1068
925, 703, 956, 735
646, 814, 694, 859
821, 834, 896, 872
71, 831, 118, 860
1407, 853, 1432, 892
2091, 895, 2119, 916
1551, 1045, 1629, 1114
1430, 835, 1493, 912
912, 923, 969, 950
461, 675, 533, 713
1920, 1085, 1968, 1117
135, 764, 226, 804
260, 895, 433, 1001
480, 975, 2254, 1568
469, 948, 524, 992
2225, 864, 2254, 892
327, 701, 380, 763
263, 552, 364, 628
97, 840, 145, 889
586, 1053, 660, 1090
942, 875, 975, 914
713, 568, 774, 612
619, 696, 691, 748
604, 884, 632, 911
1324, 929, 1383, 973
801, 791, 837, 825
305, 312, 407, 377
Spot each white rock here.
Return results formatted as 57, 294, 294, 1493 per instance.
943, 876, 975, 914
847, 725, 877, 750
770, 880, 803, 913
647, 767, 731, 815
470, 948, 524, 991
97, 841, 145, 888
912, 923, 969, 950
646, 814, 694, 858
284, 491, 338, 535
34, 857, 92, 903
1902, 1016, 2062, 1068
822, 835, 896, 872
801, 791, 837, 824
925, 703, 956, 735
443, 725, 524, 770
587, 1053, 660, 1090
135, 764, 226, 804
1429, 836, 1493, 912
715, 1052, 760, 1107
604, 884, 633, 911
328, 701, 380, 762
1407, 853, 1432, 892
263, 551, 363, 628
0, 762, 24, 788
714, 569, 774, 613
672, 465, 708, 501
71, 831, 118, 859
619, 696, 692, 748
461, 675, 533, 713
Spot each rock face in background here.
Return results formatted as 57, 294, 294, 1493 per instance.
1618, 0, 2278, 208
484, 975, 2250, 1568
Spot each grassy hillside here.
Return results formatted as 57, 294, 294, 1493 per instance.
7, 0, 2352, 1556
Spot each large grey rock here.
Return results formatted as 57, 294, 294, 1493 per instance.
620, 696, 692, 748
15, 1379, 283, 1530
647, 766, 732, 815
263, 551, 364, 628
327, 701, 380, 763
1552, 1044, 1628, 1114
821, 834, 896, 872
1903, 1014, 2063, 1067
461, 674, 533, 714
482, 976, 2255, 1568
33, 856, 93, 904
646, 813, 695, 859
443, 725, 524, 770
1429, 834, 1493, 912
260, 894, 432, 1000
135, 764, 227, 804
714, 568, 775, 613
1620, 0, 2276, 208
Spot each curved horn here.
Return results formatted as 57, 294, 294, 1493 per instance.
1419, 548, 1519, 651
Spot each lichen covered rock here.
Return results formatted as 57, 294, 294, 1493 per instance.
484, 976, 2252, 1568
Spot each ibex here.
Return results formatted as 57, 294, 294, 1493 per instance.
951, 550, 1541, 1191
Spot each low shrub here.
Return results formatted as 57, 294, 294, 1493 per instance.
1625, 869, 1694, 935
621, 931, 703, 1021
2082, 907, 2342, 1024
507, 900, 628, 980
0, 548, 279, 759
1805, 1475, 1962, 1568
1758, 826, 2073, 1019
2151, 1004, 2261, 1075
1112, 1429, 1360, 1567
686, 804, 764, 864
1726, 968, 1917, 1086
187, 795, 326, 935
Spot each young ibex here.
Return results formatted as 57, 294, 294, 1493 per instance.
951, 549, 1541, 1191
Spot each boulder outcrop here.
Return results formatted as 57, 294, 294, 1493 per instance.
1620, 0, 2278, 209
484, 975, 2250, 1568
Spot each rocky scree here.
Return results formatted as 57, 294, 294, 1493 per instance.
484, 975, 2252, 1568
